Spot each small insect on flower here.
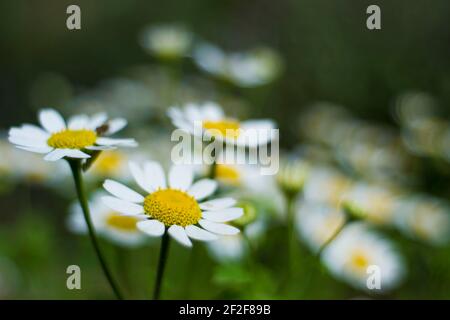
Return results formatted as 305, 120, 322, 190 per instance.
68, 193, 147, 248
168, 101, 277, 148
102, 161, 244, 247
8, 108, 137, 161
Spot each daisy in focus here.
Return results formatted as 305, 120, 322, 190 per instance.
8, 108, 137, 161
68, 193, 147, 248
102, 161, 244, 247
321, 222, 405, 292
168, 101, 276, 148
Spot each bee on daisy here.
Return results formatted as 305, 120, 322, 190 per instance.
168, 101, 277, 148
8, 108, 137, 161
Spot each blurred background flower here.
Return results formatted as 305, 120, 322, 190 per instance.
1, 0, 450, 299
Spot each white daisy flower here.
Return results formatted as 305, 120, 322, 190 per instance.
193, 43, 282, 88
102, 161, 243, 247
8, 108, 137, 162
394, 195, 450, 245
139, 24, 193, 60
68, 193, 147, 248
168, 101, 276, 148
207, 235, 246, 262
322, 222, 405, 292
296, 201, 346, 253
89, 150, 130, 180
341, 183, 400, 226
303, 167, 353, 208
276, 159, 309, 197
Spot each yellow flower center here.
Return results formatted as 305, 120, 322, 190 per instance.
203, 119, 241, 138
143, 189, 201, 227
105, 213, 139, 232
215, 164, 241, 185
350, 250, 370, 272
92, 151, 124, 175
47, 129, 97, 149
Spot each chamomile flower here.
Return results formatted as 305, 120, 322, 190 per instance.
207, 235, 246, 262
303, 167, 353, 208
168, 101, 276, 147
140, 24, 193, 60
394, 195, 450, 245
68, 193, 147, 247
8, 109, 137, 161
296, 201, 346, 253
321, 222, 404, 292
341, 183, 400, 226
277, 159, 309, 198
193, 43, 282, 87
102, 161, 243, 247
89, 150, 130, 180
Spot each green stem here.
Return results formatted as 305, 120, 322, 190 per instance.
316, 218, 347, 257
286, 196, 296, 276
153, 231, 170, 300
115, 246, 131, 297
68, 159, 124, 300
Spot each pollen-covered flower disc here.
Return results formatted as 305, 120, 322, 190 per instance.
8, 108, 137, 161
102, 161, 244, 247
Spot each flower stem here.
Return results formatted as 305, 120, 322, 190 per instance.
153, 231, 170, 300
316, 218, 347, 257
68, 159, 124, 300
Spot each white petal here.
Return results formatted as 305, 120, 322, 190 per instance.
168, 225, 192, 247
241, 119, 276, 131
68, 115, 89, 130
96, 137, 137, 147
8, 135, 48, 148
65, 149, 91, 159
188, 179, 217, 200
203, 102, 224, 120
15, 145, 53, 154
144, 161, 167, 191
43, 149, 72, 161
89, 113, 108, 129
103, 179, 144, 203
102, 196, 145, 215
86, 145, 115, 151
39, 109, 66, 133
9, 125, 49, 140
168, 165, 193, 190
202, 207, 244, 223
129, 162, 153, 193
185, 225, 218, 241
137, 220, 165, 237
199, 198, 237, 211
198, 219, 240, 235
106, 118, 127, 135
